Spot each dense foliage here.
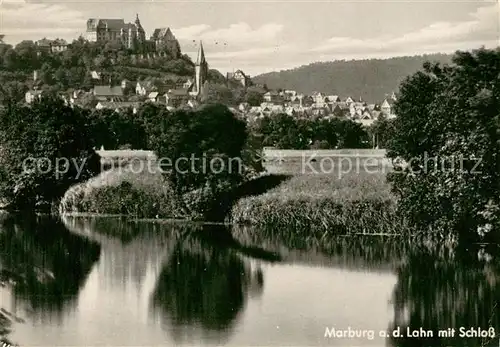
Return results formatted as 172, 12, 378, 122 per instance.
88, 108, 148, 150
367, 115, 396, 148
387, 48, 500, 242
253, 113, 371, 149
0, 97, 100, 210
200, 82, 263, 107
145, 103, 249, 216
253, 54, 453, 102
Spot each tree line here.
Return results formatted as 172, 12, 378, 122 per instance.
0, 97, 377, 212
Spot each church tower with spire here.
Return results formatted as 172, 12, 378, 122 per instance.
194, 41, 208, 96
134, 13, 146, 50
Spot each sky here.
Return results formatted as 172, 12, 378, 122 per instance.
0, 0, 498, 76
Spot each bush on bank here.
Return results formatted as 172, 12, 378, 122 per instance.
59, 164, 180, 218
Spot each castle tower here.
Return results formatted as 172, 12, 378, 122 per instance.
194, 41, 208, 96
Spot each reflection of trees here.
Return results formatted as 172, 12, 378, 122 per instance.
150, 225, 266, 345
62, 216, 184, 290
0, 214, 100, 320
388, 245, 500, 347
233, 226, 412, 271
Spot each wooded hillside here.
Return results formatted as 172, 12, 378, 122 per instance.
252, 54, 453, 103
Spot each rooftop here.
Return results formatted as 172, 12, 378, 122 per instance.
93, 86, 124, 97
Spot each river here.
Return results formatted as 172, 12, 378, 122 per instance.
0, 214, 499, 346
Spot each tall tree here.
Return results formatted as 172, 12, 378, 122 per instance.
147, 104, 248, 216
0, 97, 100, 211
387, 48, 500, 242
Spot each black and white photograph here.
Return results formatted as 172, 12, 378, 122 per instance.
0, 0, 499, 346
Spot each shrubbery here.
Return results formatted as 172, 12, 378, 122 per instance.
254, 113, 370, 149
59, 160, 179, 218
387, 48, 500, 242
147, 103, 250, 216
0, 97, 100, 211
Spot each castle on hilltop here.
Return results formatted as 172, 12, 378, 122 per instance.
86, 14, 181, 57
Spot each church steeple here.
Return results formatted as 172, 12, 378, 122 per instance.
135, 13, 144, 33
196, 41, 206, 65
134, 13, 145, 51
193, 41, 208, 97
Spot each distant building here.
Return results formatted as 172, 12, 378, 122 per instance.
302, 95, 314, 107
238, 102, 250, 113
86, 14, 146, 50
93, 85, 124, 101
325, 95, 340, 103
50, 39, 68, 52
165, 89, 190, 108
344, 96, 354, 104
150, 27, 181, 57
147, 91, 161, 103
283, 90, 297, 100
121, 79, 131, 89
381, 92, 397, 116
263, 91, 280, 103
312, 92, 325, 106
135, 81, 149, 96
90, 71, 101, 80
25, 90, 43, 104
35, 38, 68, 54
95, 101, 140, 114
227, 69, 250, 87
136, 80, 168, 96
35, 38, 52, 53
183, 79, 194, 90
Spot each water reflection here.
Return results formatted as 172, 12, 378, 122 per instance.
388, 245, 500, 347
0, 216, 499, 346
151, 225, 266, 345
0, 214, 101, 323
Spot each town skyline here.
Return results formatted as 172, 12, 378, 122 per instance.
0, 0, 498, 76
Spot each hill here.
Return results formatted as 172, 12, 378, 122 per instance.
252, 54, 453, 103
0, 38, 223, 103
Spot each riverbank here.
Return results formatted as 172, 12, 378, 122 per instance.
59, 157, 407, 237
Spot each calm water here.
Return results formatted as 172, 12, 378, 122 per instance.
1, 215, 500, 346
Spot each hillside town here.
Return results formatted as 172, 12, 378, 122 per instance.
238, 90, 397, 126
19, 14, 397, 128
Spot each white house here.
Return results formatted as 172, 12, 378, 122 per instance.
135, 82, 148, 96
148, 91, 160, 102
25, 90, 42, 104
95, 101, 139, 114
263, 91, 279, 103
183, 79, 194, 89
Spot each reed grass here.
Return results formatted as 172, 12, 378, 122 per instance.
230, 171, 410, 235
